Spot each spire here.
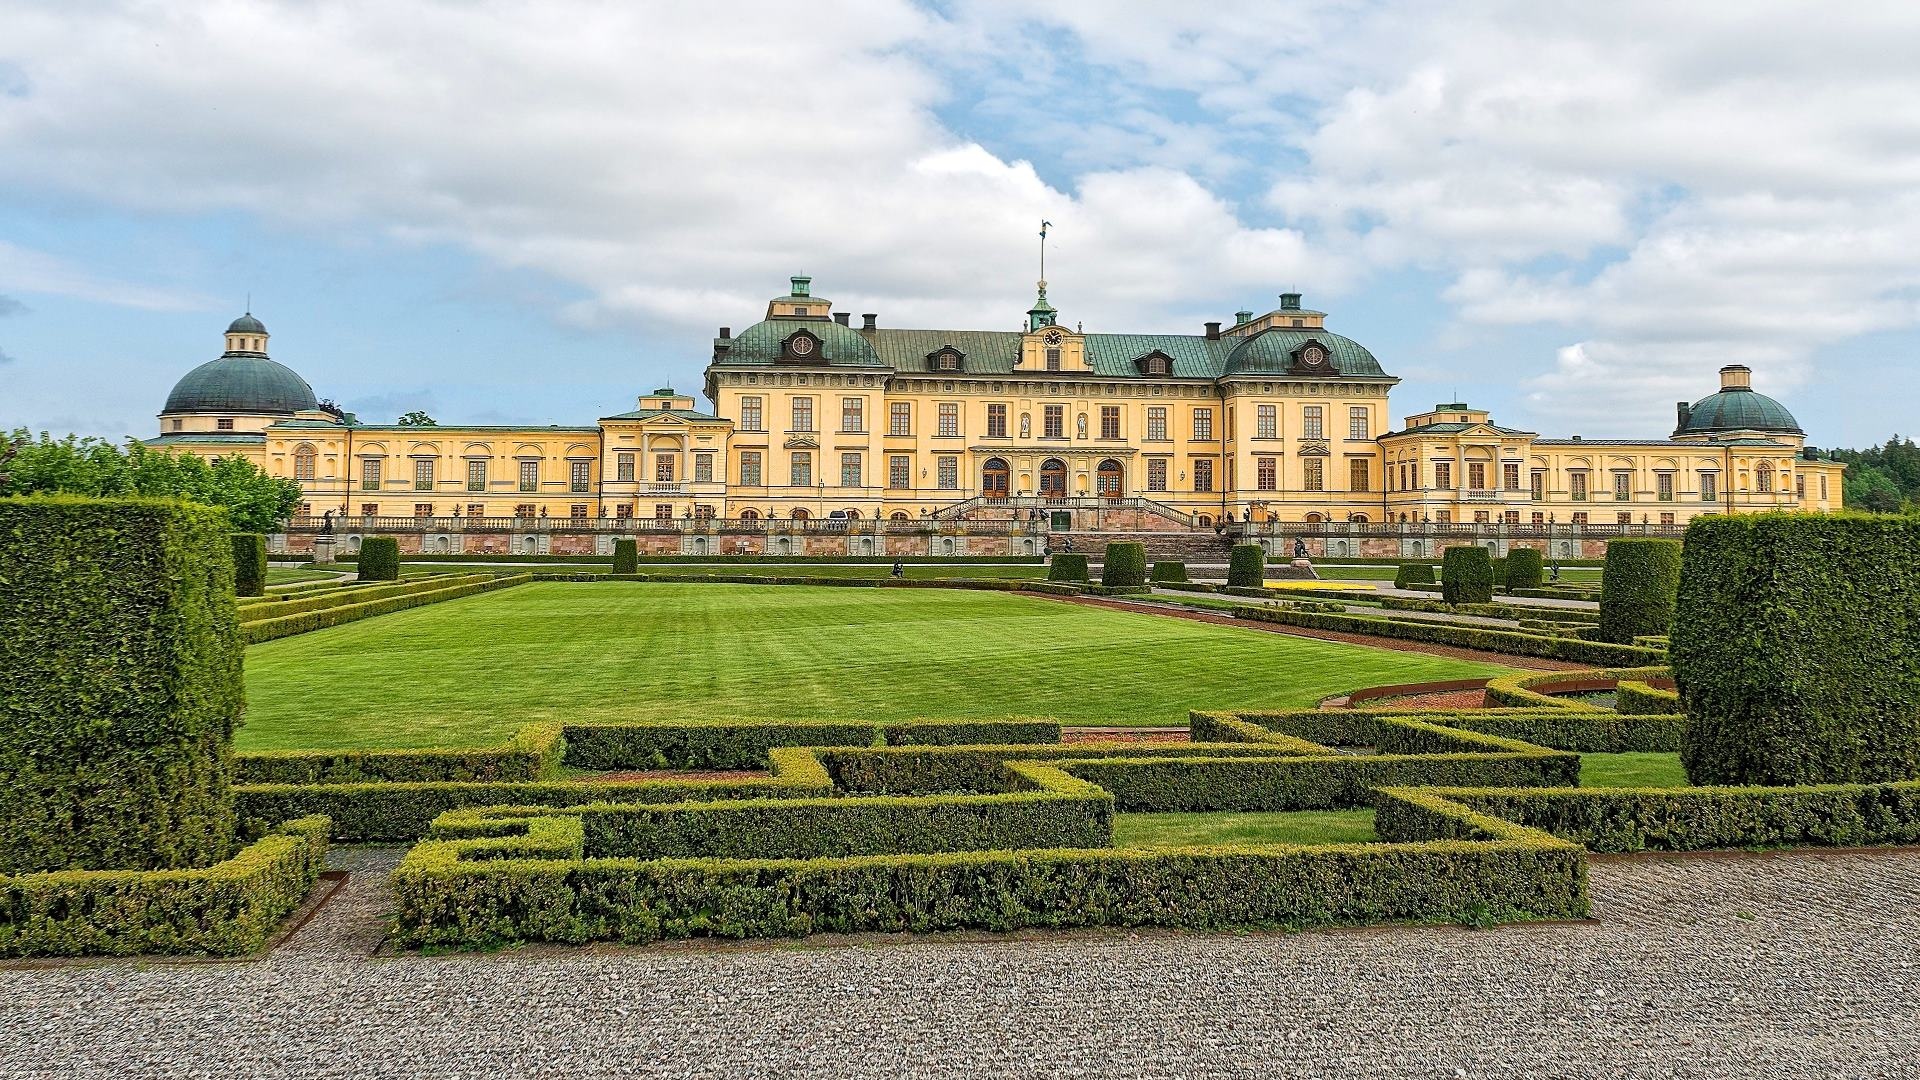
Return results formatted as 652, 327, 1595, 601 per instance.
1027, 279, 1057, 332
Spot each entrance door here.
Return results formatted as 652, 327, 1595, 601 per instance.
1039, 458, 1067, 497
1096, 459, 1123, 497
982, 458, 1011, 498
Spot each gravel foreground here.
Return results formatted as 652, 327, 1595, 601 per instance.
4, 847, 1920, 1079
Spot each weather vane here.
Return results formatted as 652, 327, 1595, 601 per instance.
1039, 220, 1053, 284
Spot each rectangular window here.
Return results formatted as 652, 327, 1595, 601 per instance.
361, 459, 382, 491
467, 503, 485, 518
655, 454, 675, 482
1530, 469, 1545, 501
1531, 512, 1545, 525
1572, 512, 1588, 526
295, 453, 316, 481
1398, 463, 1409, 491
790, 452, 812, 487
1467, 462, 1486, 490
1435, 510, 1452, 524
1192, 459, 1214, 493
1570, 471, 1588, 501
986, 403, 1007, 438
1147, 458, 1167, 492
655, 503, 673, 521
1192, 408, 1213, 440
413, 502, 433, 518
695, 504, 715, 522
741, 396, 764, 432
841, 397, 864, 433
888, 455, 910, 489
518, 460, 538, 492
413, 459, 434, 491
466, 459, 487, 491
571, 503, 588, 520
570, 461, 590, 493
937, 456, 959, 489
217, 418, 235, 431
1256, 457, 1277, 491
1613, 471, 1631, 501
1657, 472, 1675, 501
1303, 458, 1323, 492
1435, 462, 1452, 489
615, 504, 632, 519
694, 453, 713, 483
938, 402, 960, 437
840, 452, 862, 488
615, 453, 634, 482
740, 451, 762, 486
1349, 458, 1369, 492
1044, 405, 1064, 439
791, 397, 814, 432
1617, 511, 1633, 525
1795, 474, 1806, 498
1503, 462, 1521, 490
1820, 475, 1828, 500
1700, 471, 1717, 501
889, 401, 911, 436
1302, 406, 1324, 440
1045, 347, 1061, 371
1256, 405, 1277, 439
1100, 406, 1121, 440
1474, 511, 1490, 524
1348, 407, 1369, 441
1661, 512, 1676, 526
513, 503, 535, 519
1146, 407, 1167, 441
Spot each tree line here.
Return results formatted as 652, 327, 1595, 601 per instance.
1829, 437, 1920, 514
0, 429, 303, 533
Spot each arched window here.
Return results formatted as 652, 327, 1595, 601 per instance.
1349, 513, 1369, 523
1196, 514, 1212, 528
1096, 459, 1124, 497
982, 458, 1010, 498
889, 511, 909, 522
738, 508, 759, 522
1303, 512, 1324, 524
1039, 458, 1068, 497
790, 508, 810, 521
1756, 462, 1774, 493
843, 509, 861, 519
293, 444, 317, 481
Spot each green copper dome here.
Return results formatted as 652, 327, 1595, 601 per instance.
226, 312, 267, 336
1223, 328, 1388, 378
714, 318, 885, 367
164, 353, 319, 415
1676, 387, 1801, 436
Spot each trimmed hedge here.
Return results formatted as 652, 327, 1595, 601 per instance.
1675, 514, 1920, 786
238, 573, 493, 622
0, 496, 241, 873
1440, 546, 1495, 605
1434, 712, 1685, 754
1379, 596, 1602, 624
1047, 553, 1089, 582
1102, 542, 1147, 588
0, 816, 329, 958
231, 532, 268, 596
344, 553, 1044, 565
1393, 563, 1435, 589
1150, 561, 1188, 583
1615, 679, 1679, 716
611, 538, 638, 575
1227, 544, 1265, 588
1232, 604, 1666, 665
236, 723, 567, 785
1503, 548, 1544, 590
357, 536, 400, 581
1595, 537, 1680, 644
240, 574, 530, 643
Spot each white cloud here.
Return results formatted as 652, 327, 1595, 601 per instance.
0, 241, 208, 311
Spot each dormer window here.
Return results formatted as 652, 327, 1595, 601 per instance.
1291, 341, 1332, 375
1133, 351, 1174, 377
926, 346, 964, 372
791, 306, 806, 316
781, 330, 822, 362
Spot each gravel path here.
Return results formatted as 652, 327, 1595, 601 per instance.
4, 846, 1919, 1078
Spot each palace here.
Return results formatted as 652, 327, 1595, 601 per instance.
150, 275, 1844, 544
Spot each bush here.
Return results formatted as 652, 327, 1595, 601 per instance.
1503, 548, 1545, 590
1596, 537, 1681, 644
1101, 542, 1147, 587
231, 532, 267, 596
1440, 546, 1495, 605
1614, 679, 1679, 716
1227, 544, 1265, 588
1047, 553, 1089, 582
612, 538, 638, 575
240, 574, 528, 643
1233, 604, 1665, 666
1393, 563, 1435, 589
1675, 514, 1920, 786
0, 496, 241, 873
1150, 560, 1188, 583
357, 536, 400, 581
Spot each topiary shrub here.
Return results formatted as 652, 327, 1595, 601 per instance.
0, 496, 241, 872
1047, 553, 1089, 582
1393, 563, 1436, 589
1101, 542, 1147, 588
1675, 514, 1920, 787
358, 536, 400, 582
612, 538, 638, 575
1227, 544, 1265, 588
1596, 537, 1681, 644
1441, 546, 1494, 605
231, 532, 267, 597
1150, 561, 1188, 583
1504, 547, 1545, 591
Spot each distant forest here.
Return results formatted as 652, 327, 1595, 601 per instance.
1829, 437, 1920, 513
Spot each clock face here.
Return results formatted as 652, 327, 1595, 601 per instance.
1304, 347, 1326, 366
789, 335, 816, 357
1044, 330, 1062, 346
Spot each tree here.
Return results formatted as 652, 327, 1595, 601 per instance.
396, 411, 437, 427
1843, 465, 1905, 514
1, 429, 303, 532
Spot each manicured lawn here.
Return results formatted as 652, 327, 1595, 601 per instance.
1113, 810, 1377, 847
1580, 752, 1689, 788
265, 567, 346, 586
397, 561, 1046, 580
239, 582, 1519, 750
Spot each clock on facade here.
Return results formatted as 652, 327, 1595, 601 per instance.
1044, 330, 1062, 346
788, 334, 816, 357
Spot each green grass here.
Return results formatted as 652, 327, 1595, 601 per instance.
1317, 565, 1603, 585
398, 561, 1046, 580
1112, 810, 1377, 847
265, 567, 346, 586
1580, 752, 1689, 788
238, 582, 1519, 750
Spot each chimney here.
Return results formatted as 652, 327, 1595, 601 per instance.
833, 312, 850, 326
1279, 292, 1303, 312
1204, 321, 1221, 340
718, 326, 731, 339
1719, 364, 1752, 391
1676, 401, 1692, 431
790, 275, 811, 297
1234, 310, 1254, 325
861, 313, 877, 331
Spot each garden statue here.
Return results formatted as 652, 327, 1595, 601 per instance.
1294, 536, 1309, 560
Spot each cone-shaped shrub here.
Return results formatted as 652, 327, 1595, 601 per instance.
1441, 546, 1494, 605
612, 538, 638, 575
1504, 548, 1545, 590
1047, 553, 1089, 582
358, 536, 400, 582
1227, 544, 1266, 588
1150, 561, 1188, 583
1101, 542, 1147, 587
231, 532, 267, 597
1596, 537, 1681, 644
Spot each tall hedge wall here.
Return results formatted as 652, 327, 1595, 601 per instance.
1102, 542, 1147, 588
1675, 514, 1920, 786
611, 538, 638, 575
1596, 537, 1681, 645
1440, 546, 1494, 605
1047, 553, 1089, 582
357, 536, 400, 582
0, 496, 241, 872
1227, 544, 1265, 588
230, 532, 267, 597
1503, 548, 1544, 590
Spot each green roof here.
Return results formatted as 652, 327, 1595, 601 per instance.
1386, 421, 1532, 438
600, 407, 723, 422
164, 353, 318, 415
1676, 387, 1802, 436
141, 432, 267, 446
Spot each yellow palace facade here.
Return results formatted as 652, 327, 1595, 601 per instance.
150, 275, 1843, 540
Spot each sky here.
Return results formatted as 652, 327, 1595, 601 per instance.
1, 0, 1917, 447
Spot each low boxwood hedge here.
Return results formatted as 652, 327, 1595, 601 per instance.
1615, 679, 1679, 716
1393, 563, 1435, 589
1150, 561, 1188, 583
241, 574, 530, 643
1232, 604, 1666, 665
1227, 544, 1265, 588
357, 536, 400, 582
1047, 553, 1089, 582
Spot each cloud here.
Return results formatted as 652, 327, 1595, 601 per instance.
0, 344, 15, 364
0, 294, 26, 317
0, 241, 207, 311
